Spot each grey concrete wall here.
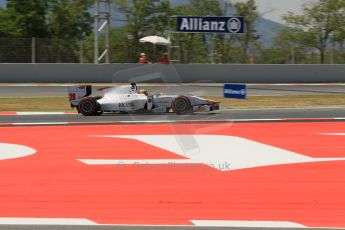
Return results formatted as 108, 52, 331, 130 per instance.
0, 63, 344, 83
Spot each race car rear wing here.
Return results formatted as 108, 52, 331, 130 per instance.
68, 85, 92, 108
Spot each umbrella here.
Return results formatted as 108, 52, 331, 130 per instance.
139, 36, 171, 46
139, 36, 171, 62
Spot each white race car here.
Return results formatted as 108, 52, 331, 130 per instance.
68, 84, 220, 116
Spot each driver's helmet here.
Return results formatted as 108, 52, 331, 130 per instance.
129, 82, 137, 93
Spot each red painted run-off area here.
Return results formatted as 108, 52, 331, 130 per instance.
0, 122, 345, 227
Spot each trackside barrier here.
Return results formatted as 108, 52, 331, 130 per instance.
0, 63, 344, 83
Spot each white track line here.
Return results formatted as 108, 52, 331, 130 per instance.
0, 218, 310, 228
0, 218, 307, 228
0, 112, 76, 116
16, 112, 72, 115
1, 83, 345, 86
320, 133, 345, 136
190, 220, 306, 228
12, 122, 69, 126
3, 118, 345, 126
0, 218, 97, 225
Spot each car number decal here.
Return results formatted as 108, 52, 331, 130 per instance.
118, 102, 135, 108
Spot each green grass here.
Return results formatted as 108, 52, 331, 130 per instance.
207, 94, 345, 109
0, 97, 75, 112
1, 95, 345, 112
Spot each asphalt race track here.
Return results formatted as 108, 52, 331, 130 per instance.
1, 84, 345, 230
0, 84, 345, 97
1, 108, 345, 124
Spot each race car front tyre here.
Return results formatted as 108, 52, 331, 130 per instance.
78, 97, 99, 116
171, 96, 192, 115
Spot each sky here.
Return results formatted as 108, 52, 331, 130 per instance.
253, 0, 309, 24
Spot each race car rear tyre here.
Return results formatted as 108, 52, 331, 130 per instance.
78, 97, 99, 116
171, 96, 192, 115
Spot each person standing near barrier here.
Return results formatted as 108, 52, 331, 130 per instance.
160, 53, 170, 64
139, 53, 149, 64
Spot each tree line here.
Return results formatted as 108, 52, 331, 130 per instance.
0, 0, 344, 64
263, 0, 345, 64
0, 0, 93, 62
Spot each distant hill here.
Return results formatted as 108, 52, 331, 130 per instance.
0, 0, 284, 47
255, 17, 284, 47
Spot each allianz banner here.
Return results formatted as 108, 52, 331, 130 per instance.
224, 84, 247, 99
177, 16, 244, 34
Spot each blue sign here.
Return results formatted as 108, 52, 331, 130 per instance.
224, 84, 247, 99
177, 16, 244, 34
